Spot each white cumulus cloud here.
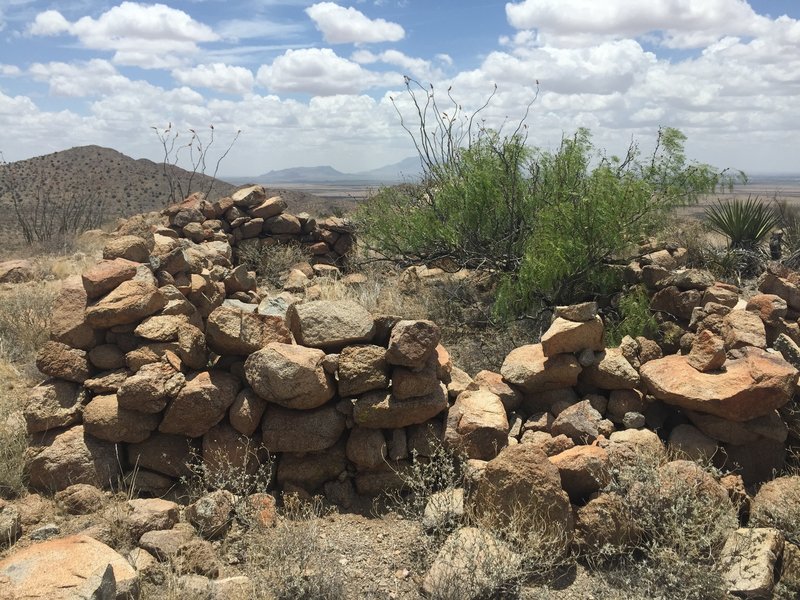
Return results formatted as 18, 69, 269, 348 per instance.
505, 0, 766, 48
305, 2, 405, 44
172, 63, 255, 95
27, 2, 219, 68
351, 49, 442, 80
257, 48, 399, 95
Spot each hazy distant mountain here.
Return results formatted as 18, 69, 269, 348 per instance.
240, 156, 424, 185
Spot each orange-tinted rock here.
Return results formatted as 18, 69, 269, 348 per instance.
81, 258, 139, 299
85, 280, 166, 328
0, 534, 138, 599
550, 445, 611, 501
500, 344, 581, 393
640, 347, 797, 421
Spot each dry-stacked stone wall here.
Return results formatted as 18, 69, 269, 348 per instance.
164, 184, 354, 273
25, 188, 452, 503
20, 206, 800, 508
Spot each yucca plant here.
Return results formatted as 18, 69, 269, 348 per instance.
704, 196, 779, 249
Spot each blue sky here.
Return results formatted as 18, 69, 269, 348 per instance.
0, 0, 799, 176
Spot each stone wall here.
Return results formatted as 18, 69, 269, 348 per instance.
20, 209, 800, 506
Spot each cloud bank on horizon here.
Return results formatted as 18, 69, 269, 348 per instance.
0, 0, 798, 176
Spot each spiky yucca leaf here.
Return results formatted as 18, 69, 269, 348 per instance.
704, 196, 779, 249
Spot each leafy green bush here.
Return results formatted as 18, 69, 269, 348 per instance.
605, 285, 659, 346
704, 195, 778, 249
357, 82, 733, 314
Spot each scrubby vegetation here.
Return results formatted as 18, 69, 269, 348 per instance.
357, 82, 737, 314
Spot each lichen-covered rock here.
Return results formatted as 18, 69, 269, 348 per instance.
245, 342, 335, 410
24, 426, 118, 492
353, 384, 448, 429
287, 300, 375, 349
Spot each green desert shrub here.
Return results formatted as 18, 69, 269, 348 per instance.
605, 285, 659, 346
358, 81, 733, 314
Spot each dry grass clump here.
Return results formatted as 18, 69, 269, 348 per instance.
238, 242, 314, 289
390, 438, 740, 599
0, 361, 29, 499
592, 452, 738, 600
244, 494, 346, 600
0, 281, 57, 367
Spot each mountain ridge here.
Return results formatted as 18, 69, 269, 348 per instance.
232, 156, 424, 185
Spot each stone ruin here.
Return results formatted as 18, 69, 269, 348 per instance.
5, 194, 800, 597
17, 193, 800, 500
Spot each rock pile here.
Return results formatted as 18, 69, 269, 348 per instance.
163, 185, 355, 271
619, 251, 800, 484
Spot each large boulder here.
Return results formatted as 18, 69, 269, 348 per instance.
385, 320, 441, 368
261, 404, 346, 453
24, 379, 85, 434
83, 394, 160, 443
469, 444, 573, 548
353, 384, 448, 429
244, 343, 334, 410
287, 300, 375, 350
85, 280, 166, 328
206, 306, 291, 355
24, 426, 118, 492
0, 534, 138, 600
640, 347, 797, 421
445, 389, 509, 460
159, 370, 241, 438
540, 316, 604, 356
500, 344, 581, 393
